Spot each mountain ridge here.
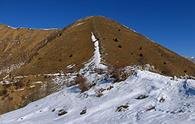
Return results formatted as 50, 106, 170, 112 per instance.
0, 16, 195, 115
1, 16, 193, 76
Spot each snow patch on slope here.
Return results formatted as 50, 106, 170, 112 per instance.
90, 32, 106, 69
0, 62, 25, 84
0, 63, 24, 75
7, 25, 17, 29
79, 32, 107, 83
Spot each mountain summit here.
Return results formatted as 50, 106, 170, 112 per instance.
0, 16, 194, 77
0, 16, 195, 115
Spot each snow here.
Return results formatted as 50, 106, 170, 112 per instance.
33, 81, 43, 84
5, 25, 59, 30
7, 25, 16, 29
70, 22, 85, 29
78, 32, 107, 83
190, 57, 195, 63
66, 64, 76, 69
0, 31, 194, 123
0, 63, 24, 76
42, 28, 58, 30
90, 32, 106, 69
122, 24, 137, 33
52, 72, 77, 86
15, 88, 25, 92
81, 32, 106, 70
1, 69, 195, 124
0, 63, 25, 84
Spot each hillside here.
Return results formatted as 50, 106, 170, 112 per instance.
189, 57, 195, 63
1, 69, 195, 124
1, 16, 195, 77
0, 16, 195, 115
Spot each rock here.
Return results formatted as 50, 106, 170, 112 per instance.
80, 109, 87, 115
135, 95, 148, 100
58, 109, 67, 116
116, 104, 129, 112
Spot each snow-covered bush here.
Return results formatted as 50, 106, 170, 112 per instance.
109, 67, 131, 82
75, 74, 90, 92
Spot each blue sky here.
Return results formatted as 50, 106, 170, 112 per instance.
0, 0, 194, 56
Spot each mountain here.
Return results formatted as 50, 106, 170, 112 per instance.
0, 16, 195, 77
189, 57, 195, 63
0, 16, 195, 123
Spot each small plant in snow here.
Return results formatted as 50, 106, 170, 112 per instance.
58, 109, 67, 116
106, 85, 114, 90
95, 88, 104, 97
135, 94, 149, 100
80, 107, 87, 115
109, 67, 130, 82
159, 97, 165, 103
146, 105, 156, 111
75, 74, 90, 92
116, 104, 129, 112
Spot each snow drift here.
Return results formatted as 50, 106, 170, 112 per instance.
1, 69, 195, 124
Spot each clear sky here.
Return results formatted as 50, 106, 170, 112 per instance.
0, 0, 194, 57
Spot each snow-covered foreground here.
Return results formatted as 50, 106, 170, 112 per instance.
1, 70, 195, 124
0, 32, 195, 124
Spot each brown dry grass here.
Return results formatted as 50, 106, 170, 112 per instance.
75, 74, 90, 92
88, 16, 195, 76
1, 16, 195, 77
0, 75, 58, 114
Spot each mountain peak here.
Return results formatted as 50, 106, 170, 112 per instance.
0, 16, 195, 115
0, 16, 194, 77
78, 16, 110, 21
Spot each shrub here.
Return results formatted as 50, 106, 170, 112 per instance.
58, 109, 67, 116
113, 38, 118, 42
75, 75, 90, 92
69, 54, 73, 58
14, 82, 24, 89
80, 108, 87, 115
44, 75, 51, 79
146, 106, 155, 111
94, 68, 105, 75
0, 89, 7, 96
116, 104, 129, 112
8, 96, 13, 101
95, 88, 104, 97
58, 33, 62, 37
118, 45, 122, 48
159, 97, 165, 103
107, 85, 113, 90
109, 68, 129, 82
135, 95, 148, 100
139, 53, 143, 57
51, 108, 55, 112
